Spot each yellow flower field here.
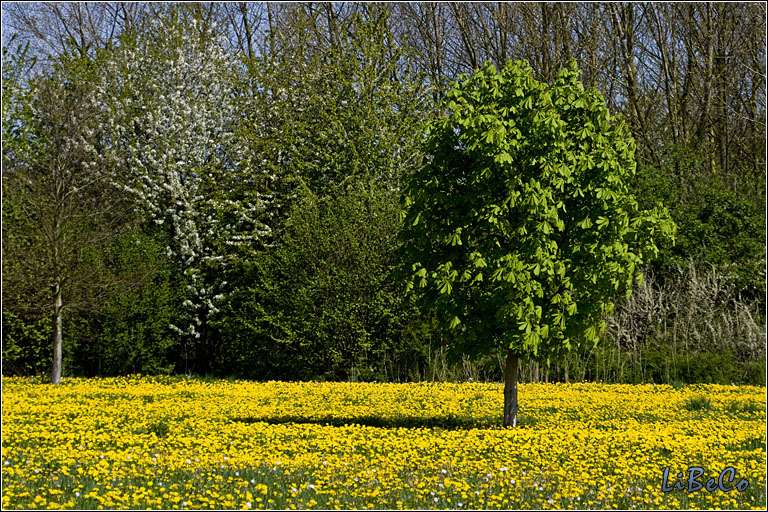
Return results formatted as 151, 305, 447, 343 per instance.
1, 375, 765, 510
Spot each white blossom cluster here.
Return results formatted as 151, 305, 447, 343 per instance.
96, 18, 271, 339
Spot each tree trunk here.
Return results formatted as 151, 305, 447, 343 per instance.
51, 281, 63, 385
266, 3, 276, 58
239, 2, 254, 60
503, 349, 519, 427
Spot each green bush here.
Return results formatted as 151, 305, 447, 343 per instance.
214, 178, 434, 382
634, 150, 765, 301
65, 228, 183, 377
683, 395, 713, 412
1, 306, 52, 376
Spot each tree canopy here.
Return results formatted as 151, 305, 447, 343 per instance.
399, 59, 677, 425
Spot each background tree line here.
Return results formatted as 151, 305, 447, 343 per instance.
2, 2, 765, 384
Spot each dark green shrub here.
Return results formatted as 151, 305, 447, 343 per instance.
683, 395, 713, 412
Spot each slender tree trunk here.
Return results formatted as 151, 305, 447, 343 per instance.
51, 281, 63, 384
267, 3, 276, 58
503, 349, 519, 427
496, 2, 508, 64
451, 3, 478, 71
239, 2, 254, 60
323, 2, 342, 51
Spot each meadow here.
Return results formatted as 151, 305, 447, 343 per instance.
1, 375, 765, 510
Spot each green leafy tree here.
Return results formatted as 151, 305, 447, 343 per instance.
2, 43, 137, 384
214, 9, 433, 380
400, 60, 676, 427
2, 39, 181, 380
1, 39, 51, 376
64, 227, 184, 377
633, 149, 765, 300
217, 177, 421, 381
240, 7, 430, 201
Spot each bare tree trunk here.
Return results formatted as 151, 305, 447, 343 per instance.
539, 3, 553, 80
696, 3, 715, 166
556, 3, 572, 61
450, 3, 479, 70
425, 2, 445, 106
51, 281, 63, 384
496, 2, 508, 64
266, 3, 276, 57
239, 2, 254, 60
503, 349, 519, 427
608, 3, 659, 167
323, 2, 342, 50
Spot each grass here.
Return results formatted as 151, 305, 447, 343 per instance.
682, 394, 714, 412
1, 376, 766, 510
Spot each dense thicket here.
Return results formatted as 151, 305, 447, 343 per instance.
2, 3, 765, 384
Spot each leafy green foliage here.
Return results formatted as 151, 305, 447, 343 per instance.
210, 10, 434, 381
2, 36, 143, 382
1, 44, 48, 374
634, 156, 765, 299
65, 228, 183, 376
400, 59, 676, 364
215, 178, 429, 381
241, 8, 429, 201
3, 5, 760, 385
1, 307, 52, 376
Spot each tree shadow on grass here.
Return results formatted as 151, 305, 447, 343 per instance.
230, 414, 540, 430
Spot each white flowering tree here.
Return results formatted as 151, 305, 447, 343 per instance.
97, 11, 271, 368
